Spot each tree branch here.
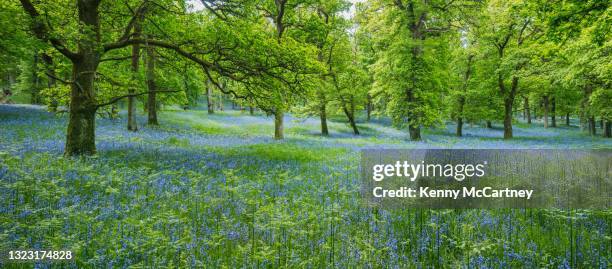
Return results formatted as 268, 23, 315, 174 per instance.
45, 72, 85, 93
100, 55, 132, 62
114, 0, 149, 45
18, 0, 80, 61
201, 67, 248, 100
96, 89, 180, 108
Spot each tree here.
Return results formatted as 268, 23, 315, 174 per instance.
128, 8, 144, 131
328, 33, 369, 135
541, 0, 611, 137
306, 0, 351, 136
15, 0, 173, 155
450, 50, 475, 137
366, 0, 476, 140
16, 0, 318, 155
476, 0, 543, 139
253, 0, 322, 139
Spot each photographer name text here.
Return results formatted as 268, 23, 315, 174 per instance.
372, 186, 533, 200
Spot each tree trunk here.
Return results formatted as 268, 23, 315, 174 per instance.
341, 104, 359, 135
551, 97, 556, 127
65, 62, 97, 155
588, 116, 596, 136
65, 103, 97, 156
31, 54, 41, 104
456, 116, 463, 137
366, 94, 372, 122
274, 109, 284, 139
110, 104, 118, 119
581, 85, 593, 133
320, 107, 329, 136
350, 100, 359, 133
319, 92, 329, 136
457, 55, 473, 137
217, 93, 224, 111
503, 98, 513, 139
543, 95, 549, 128
566, 112, 570, 126
402, 4, 426, 141
524, 96, 531, 124
604, 121, 611, 138
486, 121, 492, 129
65, 55, 99, 156
409, 125, 421, 140
502, 76, 518, 139
41, 53, 57, 112
146, 45, 158, 125
600, 119, 604, 129
206, 79, 214, 114
127, 13, 142, 131
249, 106, 254, 115
64, 0, 101, 156
457, 96, 465, 137
346, 111, 360, 135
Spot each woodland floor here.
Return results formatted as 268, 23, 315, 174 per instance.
0, 104, 610, 268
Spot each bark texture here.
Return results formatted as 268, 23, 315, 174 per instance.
64, 0, 102, 156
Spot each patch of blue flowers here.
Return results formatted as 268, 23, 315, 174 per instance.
0, 105, 610, 268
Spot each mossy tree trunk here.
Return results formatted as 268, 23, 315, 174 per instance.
65, 51, 98, 155
64, 0, 102, 156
